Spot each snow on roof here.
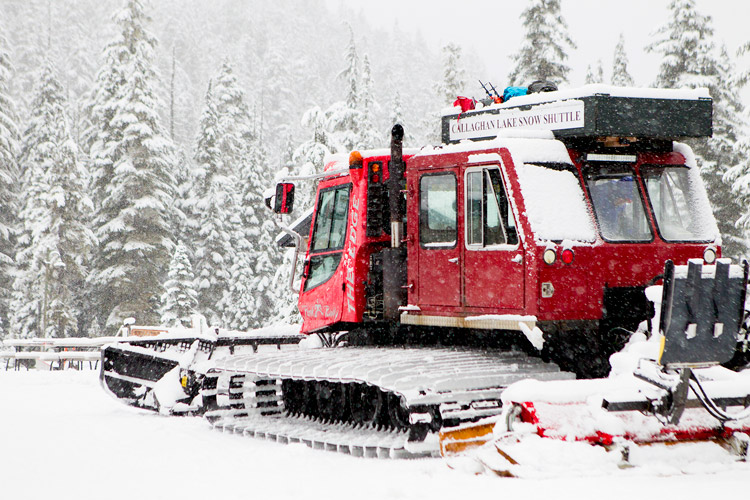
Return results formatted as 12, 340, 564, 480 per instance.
442, 84, 712, 115
500, 137, 573, 164
414, 134, 560, 160
323, 154, 349, 171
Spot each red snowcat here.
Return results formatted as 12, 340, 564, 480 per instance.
101, 84, 750, 466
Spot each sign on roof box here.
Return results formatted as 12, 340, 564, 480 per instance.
441, 90, 712, 144
449, 101, 584, 142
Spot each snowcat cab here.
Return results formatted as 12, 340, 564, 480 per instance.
284, 85, 735, 379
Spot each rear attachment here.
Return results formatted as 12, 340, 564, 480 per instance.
442, 259, 750, 476
100, 338, 212, 412
100, 331, 303, 414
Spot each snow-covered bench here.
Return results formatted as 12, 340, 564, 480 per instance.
7, 351, 39, 371
44, 351, 101, 370
0, 350, 15, 370
1, 348, 102, 370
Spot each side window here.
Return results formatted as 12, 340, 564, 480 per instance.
466, 167, 518, 248
420, 173, 457, 247
488, 168, 518, 245
306, 184, 351, 291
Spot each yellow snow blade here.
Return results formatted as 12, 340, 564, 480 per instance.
439, 421, 496, 456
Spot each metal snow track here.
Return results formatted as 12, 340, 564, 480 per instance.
206, 346, 575, 458
212, 346, 575, 411
212, 414, 420, 458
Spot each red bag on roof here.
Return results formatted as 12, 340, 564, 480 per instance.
453, 96, 476, 112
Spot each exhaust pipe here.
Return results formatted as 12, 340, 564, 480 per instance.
383, 124, 408, 321
389, 124, 405, 248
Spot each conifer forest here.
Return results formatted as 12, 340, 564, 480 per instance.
1, 0, 749, 339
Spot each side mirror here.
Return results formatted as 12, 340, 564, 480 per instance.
273, 182, 295, 214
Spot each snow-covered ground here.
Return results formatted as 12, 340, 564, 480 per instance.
1, 369, 748, 500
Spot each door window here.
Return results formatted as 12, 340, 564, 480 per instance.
419, 174, 457, 247
466, 167, 518, 248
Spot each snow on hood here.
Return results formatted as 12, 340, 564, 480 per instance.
515, 161, 597, 243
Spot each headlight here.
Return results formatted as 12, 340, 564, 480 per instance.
703, 247, 716, 264
543, 248, 557, 265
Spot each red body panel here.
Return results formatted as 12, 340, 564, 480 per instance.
405, 146, 715, 323
297, 142, 717, 334
298, 156, 392, 333
464, 249, 525, 309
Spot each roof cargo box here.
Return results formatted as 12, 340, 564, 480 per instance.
441, 85, 712, 144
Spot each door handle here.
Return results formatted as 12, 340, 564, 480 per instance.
448, 257, 459, 264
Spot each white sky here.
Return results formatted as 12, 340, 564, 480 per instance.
335, 0, 750, 102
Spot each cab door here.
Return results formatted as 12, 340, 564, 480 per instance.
463, 165, 524, 310
416, 171, 461, 307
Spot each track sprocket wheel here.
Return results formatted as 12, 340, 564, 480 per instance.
350, 383, 383, 426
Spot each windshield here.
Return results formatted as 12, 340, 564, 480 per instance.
311, 185, 350, 252
642, 165, 716, 242
585, 164, 652, 242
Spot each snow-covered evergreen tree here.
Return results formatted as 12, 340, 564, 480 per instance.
736, 41, 750, 89
292, 106, 333, 210
213, 60, 255, 169
717, 45, 750, 256
0, 29, 20, 338
727, 139, 750, 257
358, 54, 380, 148
326, 27, 363, 152
647, 0, 713, 89
188, 82, 237, 326
436, 42, 466, 105
266, 233, 301, 326
508, 0, 576, 86
236, 147, 279, 329
730, 41, 750, 252
89, 0, 178, 330
11, 59, 95, 338
219, 234, 257, 331
584, 60, 604, 84
269, 105, 337, 324
389, 90, 415, 146
212, 60, 279, 328
43, 80, 96, 337
611, 34, 635, 87
160, 241, 198, 327
648, 0, 748, 258
258, 44, 303, 157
